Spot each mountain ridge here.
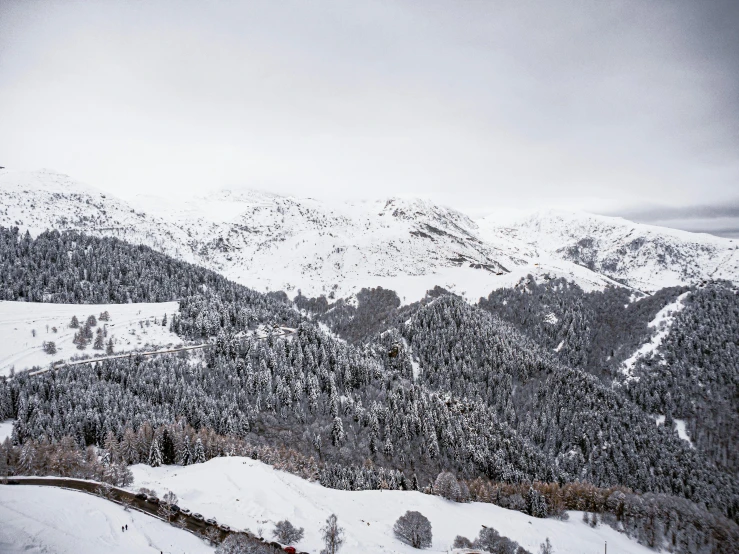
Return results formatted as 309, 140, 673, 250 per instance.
2, 168, 736, 300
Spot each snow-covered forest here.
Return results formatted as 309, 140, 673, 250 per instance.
0, 227, 738, 552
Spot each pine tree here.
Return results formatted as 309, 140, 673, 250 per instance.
148, 437, 162, 467
193, 437, 206, 463
93, 331, 104, 350
331, 416, 345, 447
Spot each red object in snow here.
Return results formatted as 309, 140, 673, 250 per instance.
283, 548, 296, 554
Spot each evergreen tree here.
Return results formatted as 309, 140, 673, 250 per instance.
148, 437, 162, 467
193, 438, 206, 464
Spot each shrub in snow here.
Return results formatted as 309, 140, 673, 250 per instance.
217, 534, 280, 553
69, 315, 79, 328
472, 526, 530, 554
506, 493, 527, 512
452, 535, 473, 549
87, 315, 97, 327
42, 341, 57, 354
272, 519, 304, 545
539, 537, 553, 554
434, 471, 461, 501
99, 311, 110, 321
204, 526, 221, 546
393, 510, 432, 549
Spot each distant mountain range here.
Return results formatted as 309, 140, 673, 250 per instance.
2, 168, 737, 300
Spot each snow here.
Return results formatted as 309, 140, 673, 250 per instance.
653, 415, 694, 448
554, 340, 565, 352
0, 419, 14, 441
0, 300, 181, 377
621, 292, 690, 379
0, 169, 622, 305
130, 457, 654, 554
0, 485, 214, 554
477, 209, 739, 293
4, 168, 738, 303
674, 419, 693, 447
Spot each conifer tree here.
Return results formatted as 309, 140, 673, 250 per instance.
148, 437, 162, 467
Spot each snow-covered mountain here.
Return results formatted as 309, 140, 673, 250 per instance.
2, 168, 736, 299
478, 210, 739, 292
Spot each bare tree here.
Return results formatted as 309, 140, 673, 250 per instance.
158, 490, 178, 523
393, 510, 432, 549
320, 513, 344, 554
272, 519, 304, 544
204, 526, 222, 546
217, 533, 278, 553
120, 495, 133, 512
174, 514, 188, 529
539, 537, 554, 554
96, 482, 113, 500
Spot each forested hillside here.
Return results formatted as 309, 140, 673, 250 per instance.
0, 227, 737, 553
0, 226, 299, 326
626, 282, 739, 473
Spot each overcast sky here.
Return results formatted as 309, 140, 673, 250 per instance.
1, 1, 737, 234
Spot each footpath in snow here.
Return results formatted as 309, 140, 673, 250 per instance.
131, 456, 654, 554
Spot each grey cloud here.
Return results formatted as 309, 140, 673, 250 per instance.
0, 0, 737, 222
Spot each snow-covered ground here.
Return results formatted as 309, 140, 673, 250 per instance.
621, 292, 690, 379
0, 419, 14, 441
11, 168, 736, 305
130, 457, 653, 554
478, 210, 739, 293
0, 485, 214, 554
654, 415, 694, 448
0, 300, 181, 377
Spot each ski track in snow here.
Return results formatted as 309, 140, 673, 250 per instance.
130, 457, 654, 554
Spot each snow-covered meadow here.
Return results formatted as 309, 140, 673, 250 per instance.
130, 457, 653, 554
0, 485, 214, 554
0, 300, 181, 377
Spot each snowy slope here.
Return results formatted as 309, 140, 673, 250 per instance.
479, 210, 739, 292
3, 168, 736, 301
0, 300, 181, 376
0, 485, 214, 554
0, 168, 198, 262
621, 292, 690, 378
130, 457, 653, 554
0, 419, 13, 441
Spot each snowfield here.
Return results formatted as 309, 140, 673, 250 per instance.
0, 485, 214, 554
130, 457, 653, 554
0, 300, 181, 377
478, 210, 739, 293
